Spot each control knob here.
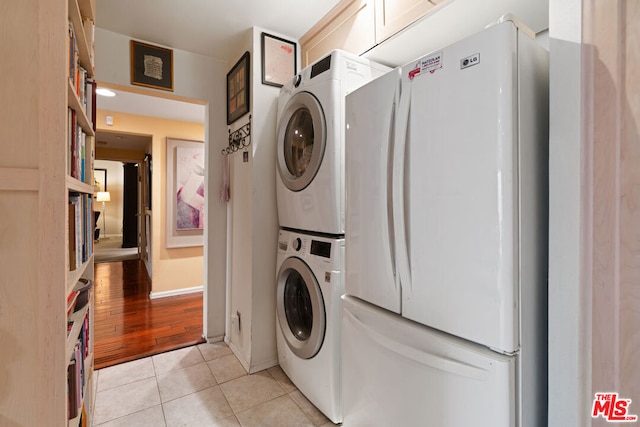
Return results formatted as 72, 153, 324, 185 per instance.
293, 238, 302, 251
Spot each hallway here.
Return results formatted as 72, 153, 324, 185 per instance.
94, 259, 205, 369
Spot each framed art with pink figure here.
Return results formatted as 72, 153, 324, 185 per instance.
166, 137, 204, 248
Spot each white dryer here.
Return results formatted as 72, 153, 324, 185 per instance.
276, 50, 389, 235
275, 228, 344, 423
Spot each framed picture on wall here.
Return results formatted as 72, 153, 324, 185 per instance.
261, 32, 297, 88
130, 40, 174, 91
166, 138, 205, 248
227, 51, 250, 125
94, 168, 107, 191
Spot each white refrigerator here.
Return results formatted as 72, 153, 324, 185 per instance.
343, 18, 548, 426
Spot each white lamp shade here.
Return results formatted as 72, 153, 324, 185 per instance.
96, 191, 111, 202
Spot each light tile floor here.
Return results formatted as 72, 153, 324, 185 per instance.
92, 342, 338, 427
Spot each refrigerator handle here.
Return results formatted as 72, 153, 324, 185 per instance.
344, 305, 489, 380
392, 83, 412, 299
386, 99, 396, 278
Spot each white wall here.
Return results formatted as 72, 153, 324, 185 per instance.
95, 28, 228, 340
547, 1, 589, 426
226, 27, 296, 373
249, 27, 287, 370
227, 27, 255, 367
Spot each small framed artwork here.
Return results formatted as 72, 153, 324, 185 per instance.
94, 168, 107, 191
166, 138, 205, 248
130, 40, 174, 91
227, 51, 250, 125
261, 33, 297, 88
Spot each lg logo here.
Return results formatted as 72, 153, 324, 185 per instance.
461, 53, 480, 70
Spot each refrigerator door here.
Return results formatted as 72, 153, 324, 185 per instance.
342, 295, 516, 427
399, 21, 520, 353
345, 69, 402, 313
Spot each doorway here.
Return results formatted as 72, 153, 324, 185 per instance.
121, 162, 138, 248
94, 158, 141, 263
92, 88, 207, 368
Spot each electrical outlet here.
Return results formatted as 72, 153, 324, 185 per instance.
231, 311, 241, 334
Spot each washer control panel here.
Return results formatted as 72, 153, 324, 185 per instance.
278, 229, 341, 262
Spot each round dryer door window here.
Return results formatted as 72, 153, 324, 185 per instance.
277, 91, 326, 192
276, 257, 326, 359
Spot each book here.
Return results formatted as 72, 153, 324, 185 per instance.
67, 357, 78, 419
82, 17, 95, 69
68, 202, 77, 271
67, 290, 80, 317
69, 194, 82, 269
70, 109, 77, 179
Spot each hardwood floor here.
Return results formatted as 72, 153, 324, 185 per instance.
93, 259, 205, 370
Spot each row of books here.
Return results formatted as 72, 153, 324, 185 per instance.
68, 193, 93, 271
75, 69, 97, 134
67, 311, 90, 420
67, 108, 93, 183
68, 19, 97, 183
68, 18, 96, 110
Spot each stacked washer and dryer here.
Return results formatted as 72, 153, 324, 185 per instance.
274, 50, 389, 424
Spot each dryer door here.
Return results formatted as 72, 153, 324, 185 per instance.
277, 91, 326, 192
276, 256, 326, 359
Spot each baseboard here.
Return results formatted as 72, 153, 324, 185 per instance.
205, 335, 225, 343
227, 339, 251, 373
149, 286, 203, 299
224, 338, 278, 374
248, 358, 279, 374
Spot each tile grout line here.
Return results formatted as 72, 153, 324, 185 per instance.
196, 344, 242, 426
152, 371, 167, 427
198, 343, 246, 423
229, 367, 318, 426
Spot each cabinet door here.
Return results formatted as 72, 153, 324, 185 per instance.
299, 0, 375, 67
375, 0, 435, 43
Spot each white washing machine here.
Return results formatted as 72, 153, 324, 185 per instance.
276, 50, 390, 235
275, 228, 344, 423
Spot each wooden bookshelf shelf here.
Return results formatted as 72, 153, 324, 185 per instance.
67, 175, 95, 193
67, 256, 93, 294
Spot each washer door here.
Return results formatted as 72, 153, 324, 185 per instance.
277, 257, 326, 359
277, 91, 326, 192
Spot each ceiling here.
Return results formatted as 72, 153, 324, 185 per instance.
94, 0, 340, 152
95, 129, 152, 153
96, 0, 339, 61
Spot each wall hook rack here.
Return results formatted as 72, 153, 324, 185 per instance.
223, 115, 251, 155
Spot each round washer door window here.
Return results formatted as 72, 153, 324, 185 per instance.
276, 257, 326, 359
276, 91, 326, 192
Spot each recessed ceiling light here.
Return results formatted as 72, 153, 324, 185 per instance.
96, 88, 116, 97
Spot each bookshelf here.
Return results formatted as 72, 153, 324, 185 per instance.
0, 0, 96, 425
67, 0, 97, 425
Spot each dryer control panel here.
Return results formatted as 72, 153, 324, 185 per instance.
277, 229, 343, 266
